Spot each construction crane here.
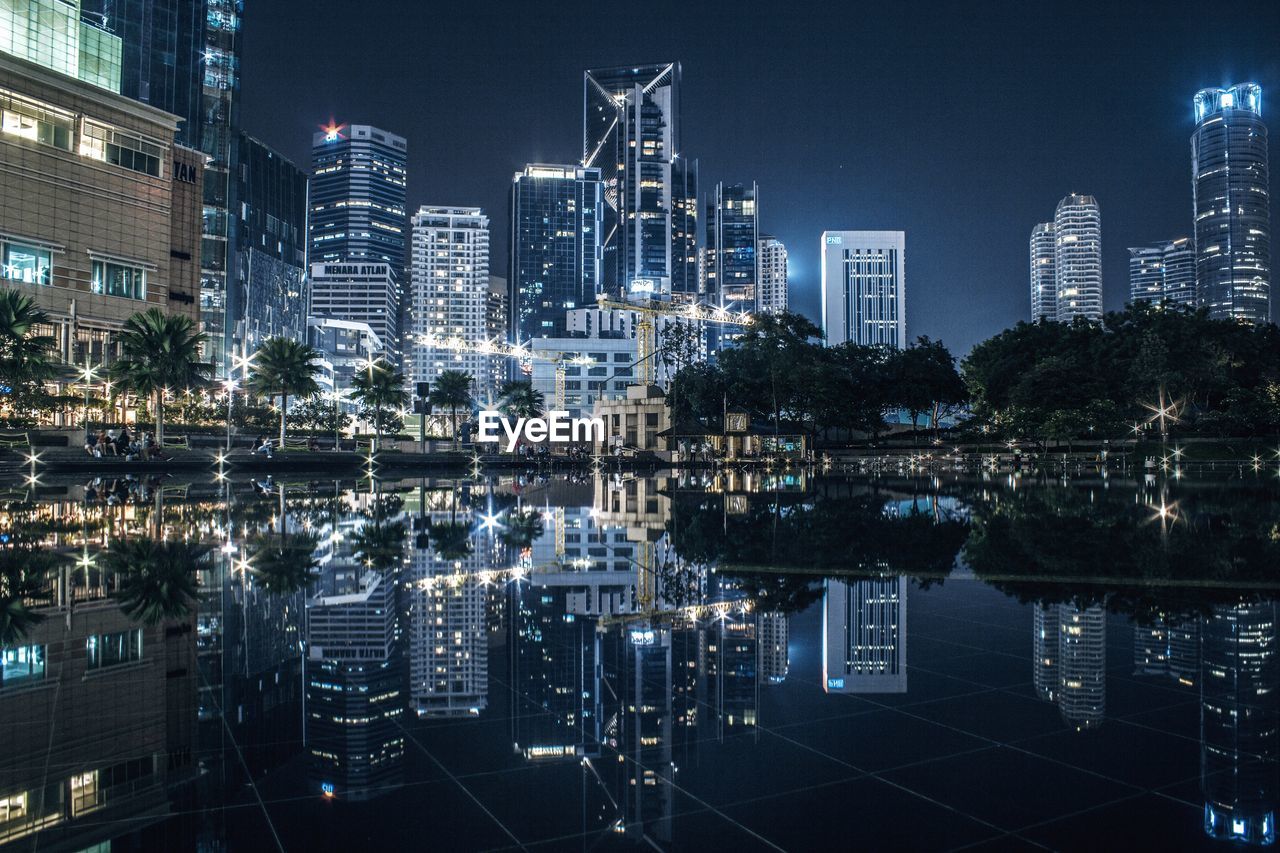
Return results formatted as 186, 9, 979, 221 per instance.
417, 332, 592, 410
593, 295, 754, 384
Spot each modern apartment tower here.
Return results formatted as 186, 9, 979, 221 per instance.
508, 164, 603, 343
1192, 84, 1271, 323
583, 63, 697, 300
757, 235, 788, 314
820, 230, 906, 348
1053, 193, 1103, 322
310, 123, 408, 350
1128, 238, 1196, 308
1030, 222, 1056, 320
408, 206, 497, 403
705, 182, 759, 314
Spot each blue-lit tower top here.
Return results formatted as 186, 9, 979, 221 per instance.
1194, 83, 1262, 123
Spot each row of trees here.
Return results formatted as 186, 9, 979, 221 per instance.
668, 313, 966, 437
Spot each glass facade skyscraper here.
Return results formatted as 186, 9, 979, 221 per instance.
583, 62, 696, 300
0, 0, 121, 91
705, 182, 758, 314
820, 230, 906, 348
1192, 83, 1270, 324
1029, 221, 1056, 320
508, 164, 602, 344
1128, 237, 1195, 308
1053, 193, 1103, 322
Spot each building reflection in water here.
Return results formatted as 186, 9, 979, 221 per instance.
1031, 603, 1106, 730
823, 578, 907, 694
1201, 600, 1277, 846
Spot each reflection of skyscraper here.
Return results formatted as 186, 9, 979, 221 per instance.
705, 606, 758, 735
1056, 604, 1106, 731
305, 538, 404, 800
616, 624, 675, 845
1032, 604, 1059, 702
509, 585, 601, 761
1133, 614, 1199, 686
1201, 600, 1278, 846
758, 611, 789, 685
822, 578, 907, 693
408, 513, 492, 716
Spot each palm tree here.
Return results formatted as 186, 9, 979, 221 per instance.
351, 520, 407, 572
430, 370, 473, 447
0, 290, 59, 425
0, 552, 59, 646
109, 309, 209, 444
248, 532, 319, 595
105, 538, 204, 625
349, 360, 408, 451
248, 337, 323, 446
498, 508, 545, 550
498, 380, 544, 420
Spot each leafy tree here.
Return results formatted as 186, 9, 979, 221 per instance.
498, 380, 544, 419
248, 337, 323, 445
287, 395, 351, 435
109, 309, 210, 443
891, 336, 967, 431
0, 550, 60, 645
105, 538, 204, 625
430, 370, 473, 446
350, 361, 408, 451
0, 290, 60, 426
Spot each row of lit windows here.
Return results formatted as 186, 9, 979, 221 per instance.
1, 88, 166, 178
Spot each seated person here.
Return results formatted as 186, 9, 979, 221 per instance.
253, 435, 274, 458
98, 429, 116, 456
84, 431, 98, 457
114, 427, 132, 456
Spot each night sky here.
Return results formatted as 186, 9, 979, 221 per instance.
240, 0, 1280, 356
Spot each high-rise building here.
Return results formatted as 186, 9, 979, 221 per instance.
0, 0, 121, 90
508, 164, 602, 343
820, 230, 906, 348
1053, 193, 1102, 322
1128, 238, 1195, 308
1030, 222, 1056, 320
757, 235, 788, 314
227, 132, 309, 354
1056, 603, 1106, 731
1192, 84, 1271, 324
408, 206, 497, 403
1033, 604, 1059, 702
822, 577, 907, 693
308, 261, 398, 361
757, 611, 788, 685
583, 63, 696, 300
705, 182, 758, 314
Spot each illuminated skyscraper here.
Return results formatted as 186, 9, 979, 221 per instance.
1053, 193, 1102, 322
408, 206, 496, 402
757, 611, 788, 685
583, 62, 696, 300
1029, 222, 1056, 320
757, 235, 788, 315
705, 182, 758, 314
1056, 603, 1106, 730
1, 0, 121, 90
820, 231, 905, 348
822, 577, 907, 693
1128, 238, 1196, 308
508, 164, 602, 343
1192, 84, 1271, 323
1033, 604, 1059, 702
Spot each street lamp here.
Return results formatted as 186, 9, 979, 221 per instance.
223, 378, 237, 451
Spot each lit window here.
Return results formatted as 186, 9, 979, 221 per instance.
91, 260, 146, 300
1, 243, 51, 286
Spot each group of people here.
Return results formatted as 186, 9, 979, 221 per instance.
83, 427, 165, 462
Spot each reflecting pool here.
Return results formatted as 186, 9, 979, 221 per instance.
0, 469, 1276, 850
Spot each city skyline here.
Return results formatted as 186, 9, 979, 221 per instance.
238, 0, 1279, 355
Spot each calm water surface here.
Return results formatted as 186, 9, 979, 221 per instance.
0, 469, 1276, 851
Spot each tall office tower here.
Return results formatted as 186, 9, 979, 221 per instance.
1056, 604, 1106, 731
0, 0, 121, 89
757, 235, 788, 314
408, 206, 497, 403
820, 231, 906, 348
584, 62, 694, 300
308, 261, 399, 359
310, 124, 408, 354
705, 182, 758, 313
1133, 613, 1199, 685
1053, 193, 1103, 322
486, 275, 508, 388
1030, 222, 1056, 320
1201, 600, 1278, 845
1033, 604, 1059, 702
227, 132, 309, 353
757, 611, 788, 685
1192, 84, 1271, 323
408, 514, 493, 717
822, 577, 907, 693
508, 164, 602, 343
1128, 238, 1196, 308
